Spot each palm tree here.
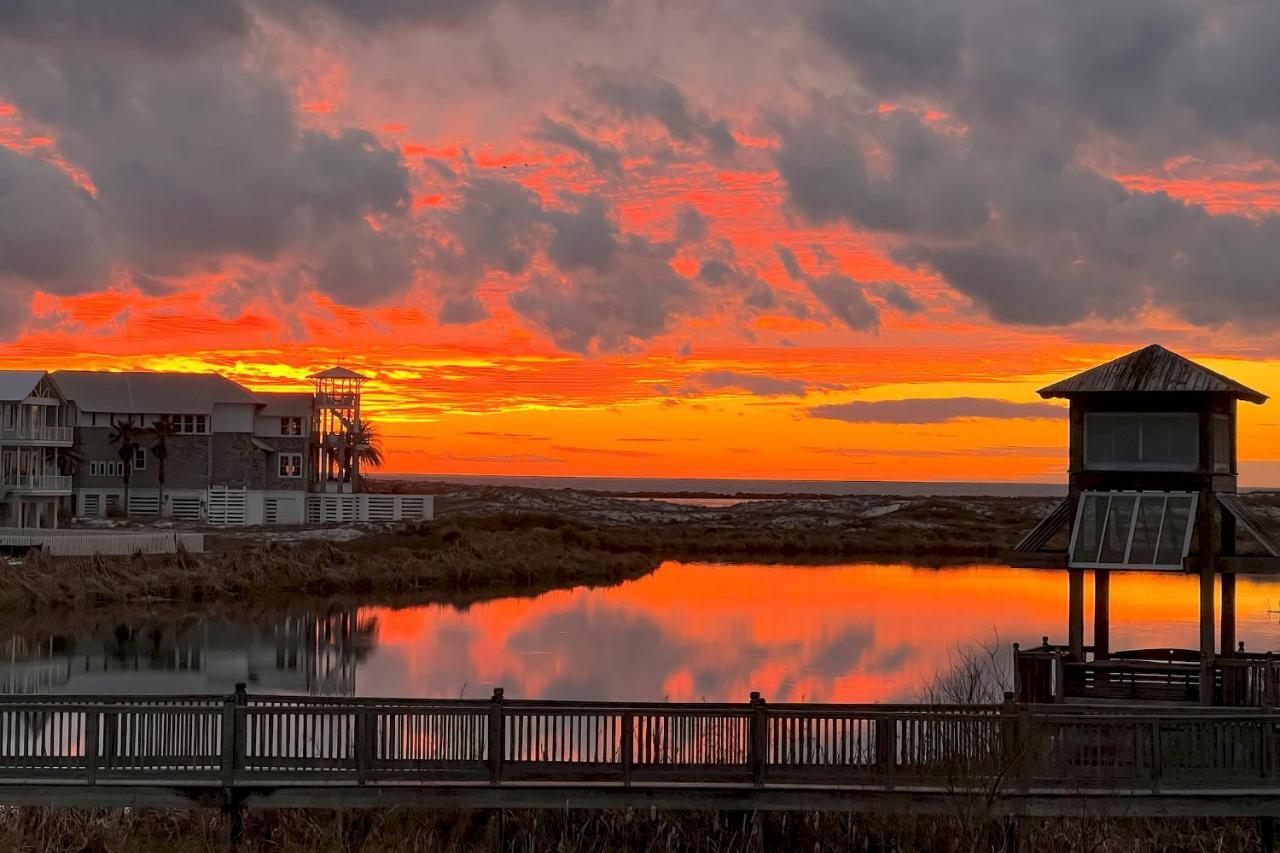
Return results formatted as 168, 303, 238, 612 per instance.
57, 438, 87, 478
351, 419, 384, 472
150, 415, 177, 517
107, 417, 141, 514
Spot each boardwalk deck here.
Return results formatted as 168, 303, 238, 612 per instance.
2, 690, 1280, 817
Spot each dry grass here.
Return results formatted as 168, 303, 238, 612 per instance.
0, 500, 1043, 614
0, 807, 1258, 852
0, 519, 657, 612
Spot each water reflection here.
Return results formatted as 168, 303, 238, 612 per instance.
8, 562, 1280, 702
1, 611, 377, 696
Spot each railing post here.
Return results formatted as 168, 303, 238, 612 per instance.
355, 707, 371, 784
1149, 719, 1161, 793
1267, 653, 1276, 710
221, 697, 237, 787
488, 688, 504, 785
84, 710, 99, 786
1012, 643, 1022, 702
749, 692, 767, 787
875, 714, 896, 788
1053, 653, 1065, 703
621, 712, 634, 787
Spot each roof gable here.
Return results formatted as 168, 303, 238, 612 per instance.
0, 371, 52, 403
1038, 345, 1267, 404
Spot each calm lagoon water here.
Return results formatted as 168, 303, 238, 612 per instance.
10, 562, 1280, 702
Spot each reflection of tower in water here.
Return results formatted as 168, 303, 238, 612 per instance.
274, 609, 378, 696
0, 608, 378, 696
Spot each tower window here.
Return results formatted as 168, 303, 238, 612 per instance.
1084, 413, 1198, 471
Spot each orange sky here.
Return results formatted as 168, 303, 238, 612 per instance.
4, 4, 1280, 484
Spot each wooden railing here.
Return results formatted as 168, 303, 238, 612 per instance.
1014, 642, 1280, 707
1, 689, 1280, 794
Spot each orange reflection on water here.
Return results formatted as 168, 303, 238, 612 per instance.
354, 563, 1280, 704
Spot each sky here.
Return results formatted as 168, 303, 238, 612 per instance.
3, 0, 1280, 483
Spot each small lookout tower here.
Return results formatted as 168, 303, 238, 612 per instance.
309, 366, 369, 494
1012, 344, 1280, 705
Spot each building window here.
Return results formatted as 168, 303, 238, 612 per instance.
1069, 491, 1197, 570
1084, 413, 1198, 471
133, 447, 147, 471
91, 461, 125, 478
171, 414, 208, 434
280, 417, 304, 436
278, 453, 303, 479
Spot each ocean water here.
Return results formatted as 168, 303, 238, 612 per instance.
385, 474, 1066, 498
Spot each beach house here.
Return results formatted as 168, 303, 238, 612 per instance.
0, 367, 431, 528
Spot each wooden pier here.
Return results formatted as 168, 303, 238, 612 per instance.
5, 688, 1280, 822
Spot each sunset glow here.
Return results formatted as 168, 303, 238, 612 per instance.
4, 3, 1280, 483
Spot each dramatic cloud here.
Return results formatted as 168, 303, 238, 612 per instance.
0, 10, 416, 313
782, 0, 1280, 330
532, 115, 621, 175
578, 66, 737, 156
0, 146, 109, 296
805, 273, 879, 332
808, 397, 1064, 424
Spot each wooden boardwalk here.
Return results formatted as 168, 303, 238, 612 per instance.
4, 689, 1280, 818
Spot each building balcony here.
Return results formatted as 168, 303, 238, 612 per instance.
0, 425, 74, 445
0, 474, 73, 494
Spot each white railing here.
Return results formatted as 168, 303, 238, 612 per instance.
0, 424, 73, 443
0, 474, 72, 492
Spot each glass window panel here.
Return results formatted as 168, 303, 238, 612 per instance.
1127, 495, 1165, 565
1156, 496, 1194, 566
1098, 495, 1137, 563
1214, 414, 1231, 472
1071, 494, 1107, 564
1161, 416, 1198, 465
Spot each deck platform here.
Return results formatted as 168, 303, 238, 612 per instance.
3, 690, 1280, 819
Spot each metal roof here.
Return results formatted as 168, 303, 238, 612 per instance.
255, 391, 314, 417
0, 371, 49, 403
52, 371, 261, 414
309, 366, 368, 381
1038, 345, 1267, 404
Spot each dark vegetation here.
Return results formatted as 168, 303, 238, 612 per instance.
0, 519, 656, 612
0, 807, 1259, 852
0, 491, 1067, 616
0, 495, 1052, 612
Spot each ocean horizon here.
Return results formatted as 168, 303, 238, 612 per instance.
377, 474, 1069, 497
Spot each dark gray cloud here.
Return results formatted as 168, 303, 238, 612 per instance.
775, 107, 989, 238
0, 0, 250, 55
509, 249, 696, 354
687, 371, 811, 397
874, 281, 922, 314
781, 0, 1280, 331
813, 0, 963, 95
262, 0, 607, 30
0, 16, 417, 313
532, 115, 622, 175
805, 273, 879, 332
808, 397, 1064, 424
578, 65, 737, 156
774, 244, 804, 282
544, 194, 619, 271
0, 146, 110, 296
311, 225, 416, 306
